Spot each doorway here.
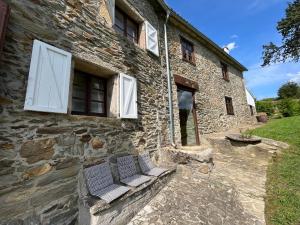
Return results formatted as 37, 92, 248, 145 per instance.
177, 86, 200, 146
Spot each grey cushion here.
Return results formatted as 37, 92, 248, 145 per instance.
117, 155, 151, 187
144, 167, 168, 177
84, 162, 130, 203
138, 153, 155, 173
138, 153, 168, 177
120, 174, 152, 187
95, 184, 130, 203
117, 155, 138, 180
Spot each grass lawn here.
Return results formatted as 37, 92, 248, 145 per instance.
250, 116, 300, 225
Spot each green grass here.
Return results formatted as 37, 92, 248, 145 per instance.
250, 116, 300, 225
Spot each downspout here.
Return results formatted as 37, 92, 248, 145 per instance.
164, 11, 176, 147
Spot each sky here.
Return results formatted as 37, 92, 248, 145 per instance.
165, 0, 300, 100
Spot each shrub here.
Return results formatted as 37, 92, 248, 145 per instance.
277, 99, 300, 117
256, 100, 275, 116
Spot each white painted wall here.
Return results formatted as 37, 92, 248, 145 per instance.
246, 88, 256, 107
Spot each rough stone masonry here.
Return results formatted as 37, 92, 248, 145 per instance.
0, 0, 255, 224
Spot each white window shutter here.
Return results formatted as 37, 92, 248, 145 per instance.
24, 40, 72, 114
107, 0, 115, 25
119, 73, 138, 119
145, 21, 159, 56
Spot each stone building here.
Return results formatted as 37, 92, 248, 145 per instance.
0, 0, 256, 224
166, 11, 256, 146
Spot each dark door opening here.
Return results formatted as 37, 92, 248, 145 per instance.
177, 86, 200, 146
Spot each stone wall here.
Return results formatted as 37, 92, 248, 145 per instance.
167, 21, 256, 146
0, 0, 169, 224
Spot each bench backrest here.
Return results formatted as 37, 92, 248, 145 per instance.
117, 155, 137, 180
138, 153, 155, 173
84, 162, 114, 195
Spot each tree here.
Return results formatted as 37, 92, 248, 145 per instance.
278, 82, 300, 99
262, 0, 300, 66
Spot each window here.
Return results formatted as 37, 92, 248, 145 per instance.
225, 97, 234, 115
221, 62, 229, 81
24, 40, 139, 118
250, 105, 254, 116
181, 37, 195, 64
72, 70, 106, 117
114, 7, 139, 44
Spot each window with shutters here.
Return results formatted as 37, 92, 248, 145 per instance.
181, 37, 195, 65
72, 70, 107, 117
114, 7, 139, 44
221, 62, 229, 81
225, 97, 234, 115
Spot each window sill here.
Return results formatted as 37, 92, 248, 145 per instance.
68, 114, 119, 121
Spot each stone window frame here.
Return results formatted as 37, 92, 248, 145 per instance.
225, 96, 234, 115
70, 58, 120, 119
221, 62, 229, 81
180, 36, 196, 65
114, 6, 140, 44
71, 70, 107, 117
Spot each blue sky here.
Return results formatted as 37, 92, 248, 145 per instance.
165, 0, 300, 100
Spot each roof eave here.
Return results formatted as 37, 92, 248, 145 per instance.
155, 0, 248, 72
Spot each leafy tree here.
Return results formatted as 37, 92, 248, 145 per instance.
278, 82, 300, 99
262, 0, 300, 66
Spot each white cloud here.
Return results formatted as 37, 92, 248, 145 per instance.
288, 71, 300, 83
244, 63, 300, 89
230, 34, 239, 39
223, 42, 237, 53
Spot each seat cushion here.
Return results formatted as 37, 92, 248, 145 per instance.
84, 162, 114, 196
117, 155, 137, 180
145, 167, 168, 177
120, 174, 152, 187
92, 184, 130, 203
138, 153, 155, 174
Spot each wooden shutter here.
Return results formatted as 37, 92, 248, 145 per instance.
24, 40, 72, 114
145, 21, 159, 56
0, 0, 9, 53
107, 0, 115, 25
119, 73, 138, 119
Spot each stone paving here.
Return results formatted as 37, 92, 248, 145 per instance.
127, 139, 277, 225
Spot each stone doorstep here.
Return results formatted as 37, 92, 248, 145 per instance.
86, 167, 176, 215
